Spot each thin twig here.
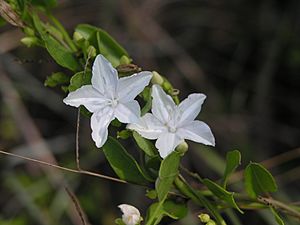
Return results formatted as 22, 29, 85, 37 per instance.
65, 187, 87, 225
258, 196, 300, 220
180, 165, 203, 183
75, 48, 93, 170
0, 150, 127, 184
75, 108, 81, 170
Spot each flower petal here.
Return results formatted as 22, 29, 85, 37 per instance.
118, 204, 141, 217
177, 120, 215, 146
177, 93, 206, 125
118, 204, 141, 225
127, 113, 166, 139
91, 107, 114, 148
118, 71, 152, 102
92, 54, 118, 97
114, 100, 141, 123
151, 85, 176, 124
63, 85, 108, 112
155, 132, 182, 158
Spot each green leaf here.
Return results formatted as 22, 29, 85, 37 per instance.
244, 162, 277, 198
68, 71, 91, 92
156, 151, 181, 201
75, 24, 129, 67
133, 131, 157, 157
145, 202, 164, 225
163, 200, 188, 220
222, 150, 241, 188
203, 178, 243, 214
270, 207, 285, 225
115, 218, 126, 225
145, 200, 187, 225
174, 177, 225, 225
44, 35, 80, 71
141, 87, 152, 116
44, 72, 69, 87
32, 14, 79, 71
102, 137, 152, 185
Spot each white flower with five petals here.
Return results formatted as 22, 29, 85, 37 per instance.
63, 54, 152, 148
118, 204, 142, 225
127, 85, 215, 158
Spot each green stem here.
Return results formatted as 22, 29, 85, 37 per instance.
175, 175, 226, 225
47, 13, 77, 52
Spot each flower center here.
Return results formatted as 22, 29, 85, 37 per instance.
168, 125, 177, 133
109, 98, 118, 108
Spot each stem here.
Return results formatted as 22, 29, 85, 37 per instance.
180, 164, 204, 182
47, 13, 77, 52
258, 196, 300, 220
76, 108, 81, 170
0, 149, 126, 184
175, 175, 226, 225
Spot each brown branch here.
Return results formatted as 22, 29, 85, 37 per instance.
76, 108, 81, 170
65, 187, 87, 225
258, 196, 300, 221
0, 150, 127, 184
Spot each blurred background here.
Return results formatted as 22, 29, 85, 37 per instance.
0, 0, 300, 224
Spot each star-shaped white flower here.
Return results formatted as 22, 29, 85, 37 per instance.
118, 204, 142, 225
127, 85, 215, 158
63, 54, 152, 148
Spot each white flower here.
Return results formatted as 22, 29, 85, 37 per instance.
63, 54, 152, 148
127, 85, 215, 158
118, 204, 142, 225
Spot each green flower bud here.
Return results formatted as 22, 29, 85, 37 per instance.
23, 27, 35, 36
198, 213, 210, 223
120, 55, 132, 65
162, 80, 173, 91
175, 141, 188, 156
73, 31, 84, 42
20, 37, 38, 47
206, 220, 216, 225
87, 45, 97, 58
151, 71, 164, 85
117, 130, 131, 139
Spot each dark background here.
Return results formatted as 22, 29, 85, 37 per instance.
0, 0, 300, 224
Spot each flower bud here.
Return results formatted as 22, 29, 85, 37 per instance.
176, 141, 188, 156
20, 37, 38, 47
23, 27, 35, 36
162, 80, 173, 92
151, 71, 164, 85
198, 213, 210, 223
120, 55, 132, 65
206, 220, 216, 225
118, 204, 142, 225
73, 31, 84, 42
87, 45, 97, 58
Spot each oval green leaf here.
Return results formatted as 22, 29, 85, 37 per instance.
102, 137, 152, 185
156, 151, 181, 201
244, 162, 277, 198
222, 150, 241, 188
133, 131, 157, 157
